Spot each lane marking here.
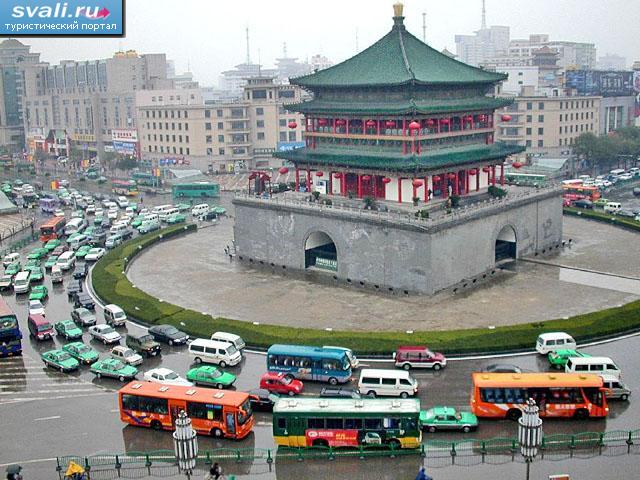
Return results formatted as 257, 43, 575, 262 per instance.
0, 388, 100, 395
0, 391, 112, 404
0, 458, 56, 468
34, 415, 61, 421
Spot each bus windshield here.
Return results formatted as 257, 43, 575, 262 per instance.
237, 399, 253, 425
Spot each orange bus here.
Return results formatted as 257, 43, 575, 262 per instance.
118, 381, 254, 439
39, 216, 66, 242
470, 372, 608, 420
562, 185, 601, 202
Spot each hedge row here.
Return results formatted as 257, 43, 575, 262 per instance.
564, 207, 640, 232
92, 223, 640, 355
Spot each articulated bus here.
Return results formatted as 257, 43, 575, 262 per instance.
470, 372, 609, 420
39, 216, 66, 242
118, 381, 254, 439
132, 172, 160, 187
562, 184, 601, 202
0, 297, 21, 357
273, 397, 422, 449
112, 180, 138, 196
267, 345, 352, 385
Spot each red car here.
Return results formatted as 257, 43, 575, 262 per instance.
260, 372, 304, 396
394, 346, 447, 370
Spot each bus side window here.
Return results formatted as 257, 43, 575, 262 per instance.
345, 418, 363, 429
277, 417, 286, 430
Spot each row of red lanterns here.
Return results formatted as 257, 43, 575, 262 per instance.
311, 115, 500, 130
276, 169, 503, 181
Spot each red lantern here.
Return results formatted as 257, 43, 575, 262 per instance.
501, 114, 512, 122
333, 172, 342, 179
288, 121, 297, 129
412, 179, 424, 187
361, 175, 371, 181
467, 115, 474, 121
482, 167, 491, 173
478, 115, 486, 122
512, 162, 523, 169
468, 169, 476, 176
382, 177, 392, 184
278, 167, 289, 175
426, 119, 435, 127
408, 121, 421, 130
335, 119, 346, 126
315, 171, 324, 177
432, 175, 440, 182
440, 118, 450, 124
385, 120, 396, 128
448, 173, 456, 180
365, 119, 376, 127
318, 118, 328, 126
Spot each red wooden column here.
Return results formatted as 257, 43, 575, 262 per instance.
402, 119, 407, 154
453, 172, 459, 195
295, 168, 300, 192
500, 164, 505, 186
328, 171, 333, 195
442, 175, 448, 198
491, 165, 496, 186
424, 176, 429, 202
341, 173, 347, 197
464, 170, 469, 195
373, 175, 378, 198
357, 174, 363, 199
397, 177, 403, 203
476, 169, 480, 191
486, 167, 491, 186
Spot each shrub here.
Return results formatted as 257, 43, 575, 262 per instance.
311, 191, 320, 202
412, 196, 420, 206
450, 195, 460, 208
488, 185, 507, 198
414, 209, 429, 219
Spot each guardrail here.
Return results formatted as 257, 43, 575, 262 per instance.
55, 429, 640, 472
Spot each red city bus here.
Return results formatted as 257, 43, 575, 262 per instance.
118, 381, 254, 439
562, 185, 601, 202
39, 217, 66, 242
470, 372, 609, 420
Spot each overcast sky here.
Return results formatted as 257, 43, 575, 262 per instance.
20, 0, 640, 86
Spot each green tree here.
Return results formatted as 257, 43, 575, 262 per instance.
116, 156, 138, 171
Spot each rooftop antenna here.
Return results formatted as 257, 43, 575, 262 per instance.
245, 26, 251, 64
481, 0, 487, 30
422, 12, 426, 42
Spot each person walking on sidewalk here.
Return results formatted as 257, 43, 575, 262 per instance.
415, 466, 432, 480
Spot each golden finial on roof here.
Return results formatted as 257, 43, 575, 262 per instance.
393, 2, 404, 18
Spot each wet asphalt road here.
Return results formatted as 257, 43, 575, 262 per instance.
0, 180, 639, 479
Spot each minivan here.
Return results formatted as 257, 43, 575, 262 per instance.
104, 304, 127, 327
51, 264, 63, 284
604, 202, 622, 214
13, 271, 30, 294
3, 252, 20, 267
601, 374, 631, 401
535, 332, 576, 354
188, 339, 242, 367
57, 251, 76, 271
565, 356, 621, 379
394, 346, 447, 370
159, 207, 179, 221
210, 331, 246, 351
109, 224, 129, 236
152, 204, 173, 215
357, 368, 418, 398
28, 313, 54, 340
138, 218, 160, 234
191, 203, 210, 217
64, 217, 86, 235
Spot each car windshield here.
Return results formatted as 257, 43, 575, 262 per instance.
80, 311, 93, 319
281, 376, 292, 385
111, 361, 125, 370
30, 301, 43, 308
123, 349, 135, 357
237, 399, 253, 425
140, 334, 154, 343
165, 372, 179, 380
165, 327, 179, 335
102, 326, 115, 334
227, 344, 237, 355
209, 369, 222, 378
37, 323, 52, 332
57, 352, 71, 361
76, 345, 90, 353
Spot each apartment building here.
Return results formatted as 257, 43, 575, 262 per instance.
496, 86, 600, 159
137, 77, 305, 171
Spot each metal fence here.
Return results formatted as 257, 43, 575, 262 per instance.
56, 429, 640, 472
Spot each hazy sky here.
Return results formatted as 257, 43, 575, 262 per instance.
20, 0, 640, 86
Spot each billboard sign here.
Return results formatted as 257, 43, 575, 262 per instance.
634, 71, 640, 118
565, 70, 634, 97
277, 141, 305, 152
112, 128, 138, 143
112, 140, 136, 155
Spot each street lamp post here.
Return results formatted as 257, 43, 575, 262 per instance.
173, 410, 199, 479
518, 398, 543, 480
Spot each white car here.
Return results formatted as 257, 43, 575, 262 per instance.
110, 346, 143, 366
107, 209, 119, 220
618, 173, 633, 181
117, 196, 129, 208
86, 204, 96, 215
95, 208, 104, 217
143, 368, 193, 387
28, 300, 45, 316
88, 324, 122, 345
3, 252, 20, 267
53, 209, 65, 217
85, 247, 106, 262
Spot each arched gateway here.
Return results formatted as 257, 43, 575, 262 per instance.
495, 225, 517, 262
304, 232, 337, 271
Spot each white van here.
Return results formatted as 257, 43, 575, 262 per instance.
152, 204, 173, 215
357, 368, 418, 398
2, 252, 20, 267
138, 218, 160, 234
13, 271, 30, 294
109, 224, 129, 236
159, 207, 179, 221
535, 332, 576, 354
56, 251, 76, 271
191, 203, 210, 217
188, 338, 242, 367
50, 265, 63, 284
64, 217, 85, 235
104, 304, 127, 327
210, 331, 246, 351
565, 356, 621, 379
604, 202, 622, 214
609, 169, 625, 176
601, 374, 631, 401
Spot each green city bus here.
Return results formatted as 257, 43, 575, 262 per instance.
171, 182, 220, 199
503, 172, 547, 186
272, 397, 422, 450
132, 172, 161, 187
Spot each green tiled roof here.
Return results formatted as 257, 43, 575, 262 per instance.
287, 97, 513, 115
291, 17, 505, 88
274, 143, 525, 172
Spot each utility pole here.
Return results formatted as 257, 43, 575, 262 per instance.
422, 12, 426, 43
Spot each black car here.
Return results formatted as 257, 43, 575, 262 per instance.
71, 307, 96, 326
66, 279, 83, 298
199, 211, 218, 221
482, 364, 522, 373
72, 262, 88, 279
120, 228, 134, 240
573, 199, 593, 209
248, 388, 277, 412
148, 324, 188, 345
90, 230, 107, 247
320, 387, 369, 399
72, 291, 95, 310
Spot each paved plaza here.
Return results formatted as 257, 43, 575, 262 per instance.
128, 196, 640, 331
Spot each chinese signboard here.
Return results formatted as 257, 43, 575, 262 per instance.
634, 71, 640, 117
315, 257, 337, 271
112, 129, 138, 143
565, 70, 634, 97
112, 140, 136, 155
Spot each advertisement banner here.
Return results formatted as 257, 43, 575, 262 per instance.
0, 0, 124, 37
112, 140, 136, 155
566, 70, 634, 97
277, 141, 305, 152
112, 128, 138, 143
305, 429, 359, 448
634, 71, 640, 117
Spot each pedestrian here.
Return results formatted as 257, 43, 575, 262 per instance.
204, 462, 222, 480
428, 188, 432, 200
140, 195, 144, 204
415, 466, 432, 480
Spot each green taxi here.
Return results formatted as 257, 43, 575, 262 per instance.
44, 239, 61, 252
67, 232, 82, 243
419, 407, 478, 433
25, 258, 41, 269
131, 215, 145, 228
62, 342, 99, 365
94, 216, 104, 226
75, 245, 92, 260
84, 226, 95, 236
211, 206, 227, 215
44, 255, 59, 270
27, 248, 48, 260
29, 285, 48, 301
593, 198, 609, 208
186, 365, 236, 389
26, 265, 44, 282
175, 203, 190, 212
165, 213, 186, 225
41, 349, 80, 372
71, 210, 84, 219
54, 319, 83, 340
548, 349, 592, 369
90, 358, 138, 382
5, 262, 21, 276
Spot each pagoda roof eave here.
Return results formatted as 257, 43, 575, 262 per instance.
274, 143, 525, 173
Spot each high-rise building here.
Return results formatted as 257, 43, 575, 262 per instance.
0, 39, 44, 150
597, 54, 627, 71
455, 26, 510, 67
507, 35, 596, 70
